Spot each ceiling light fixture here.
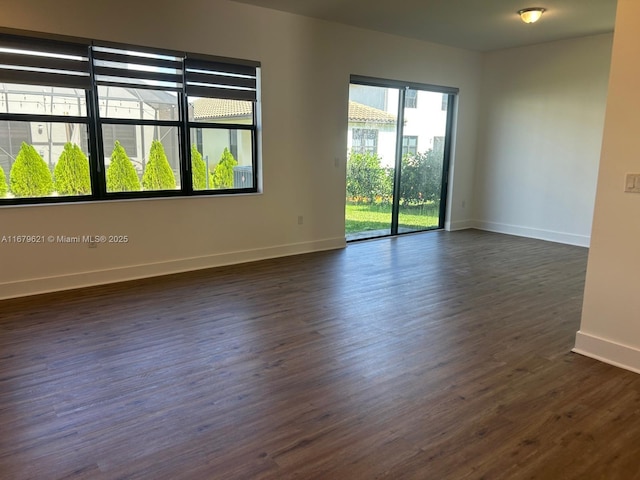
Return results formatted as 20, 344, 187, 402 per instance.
518, 7, 546, 24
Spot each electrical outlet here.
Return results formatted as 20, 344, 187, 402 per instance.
297, 215, 304, 225
625, 173, 640, 193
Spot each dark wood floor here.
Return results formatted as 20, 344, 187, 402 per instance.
1, 229, 640, 479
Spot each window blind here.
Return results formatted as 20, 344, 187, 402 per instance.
92, 46, 183, 91
184, 57, 257, 101
0, 34, 90, 89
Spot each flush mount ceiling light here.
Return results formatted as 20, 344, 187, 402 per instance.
518, 7, 546, 24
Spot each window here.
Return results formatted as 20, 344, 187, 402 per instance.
0, 34, 92, 200
0, 32, 260, 204
433, 136, 445, 153
0, 120, 31, 174
405, 89, 417, 108
441, 94, 448, 111
93, 47, 183, 194
229, 130, 238, 159
101, 124, 137, 158
185, 58, 257, 191
352, 128, 378, 155
402, 136, 418, 156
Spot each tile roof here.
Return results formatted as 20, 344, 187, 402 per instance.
348, 101, 396, 124
193, 98, 253, 119
192, 98, 396, 124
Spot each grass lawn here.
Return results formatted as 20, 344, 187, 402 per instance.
345, 202, 439, 234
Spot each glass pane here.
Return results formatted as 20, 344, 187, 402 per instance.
190, 127, 253, 190
397, 90, 447, 233
97, 86, 179, 120
103, 124, 180, 193
0, 83, 87, 116
346, 84, 398, 240
0, 120, 91, 199
188, 97, 253, 125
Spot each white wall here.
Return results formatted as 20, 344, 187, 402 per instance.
473, 34, 613, 246
0, 0, 481, 299
403, 91, 448, 155
574, 0, 640, 374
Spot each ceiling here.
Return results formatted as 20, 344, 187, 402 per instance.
230, 0, 617, 52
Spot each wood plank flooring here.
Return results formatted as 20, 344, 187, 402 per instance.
1, 229, 640, 479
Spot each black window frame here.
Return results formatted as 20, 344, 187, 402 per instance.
0, 29, 260, 205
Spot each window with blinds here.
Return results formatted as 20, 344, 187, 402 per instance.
0, 31, 260, 204
185, 57, 258, 191
0, 34, 92, 199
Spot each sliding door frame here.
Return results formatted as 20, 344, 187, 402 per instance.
349, 75, 458, 237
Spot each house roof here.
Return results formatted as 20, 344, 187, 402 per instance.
193, 98, 253, 119
192, 98, 396, 124
348, 101, 396, 124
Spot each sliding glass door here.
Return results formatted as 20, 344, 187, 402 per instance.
345, 77, 456, 241
346, 84, 398, 239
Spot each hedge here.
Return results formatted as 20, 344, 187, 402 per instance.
10, 142, 54, 197
142, 139, 176, 191
0, 166, 7, 197
211, 148, 237, 189
191, 145, 207, 190
54, 142, 91, 195
106, 141, 141, 192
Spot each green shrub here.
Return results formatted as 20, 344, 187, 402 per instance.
399, 149, 443, 205
106, 141, 141, 192
54, 143, 91, 195
346, 151, 391, 204
191, 145, 207, 190
142, 139, 176, 191
0, 167, 7, 197
211, 148, 237, 189
10, 142, 54, 197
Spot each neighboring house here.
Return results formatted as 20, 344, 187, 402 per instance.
347, 100, 397, 165
191, 97, 253, 171
347, 85, 448, 167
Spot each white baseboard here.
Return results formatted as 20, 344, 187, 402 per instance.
445, 219, 475, 231
573, 331, 640, 375
0, 237, 346, 300
473, 220, 590, 247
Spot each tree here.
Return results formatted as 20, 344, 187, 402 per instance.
191, 145, 207, 190
211, 148, 237, 189
106, 141, 141, 192
0, 167, 7, 198
142, 140, 176, 190
399, 148, 443, 205
346, 151, 391, 204
54, 143, 91, 195
10, 142, 54, 197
